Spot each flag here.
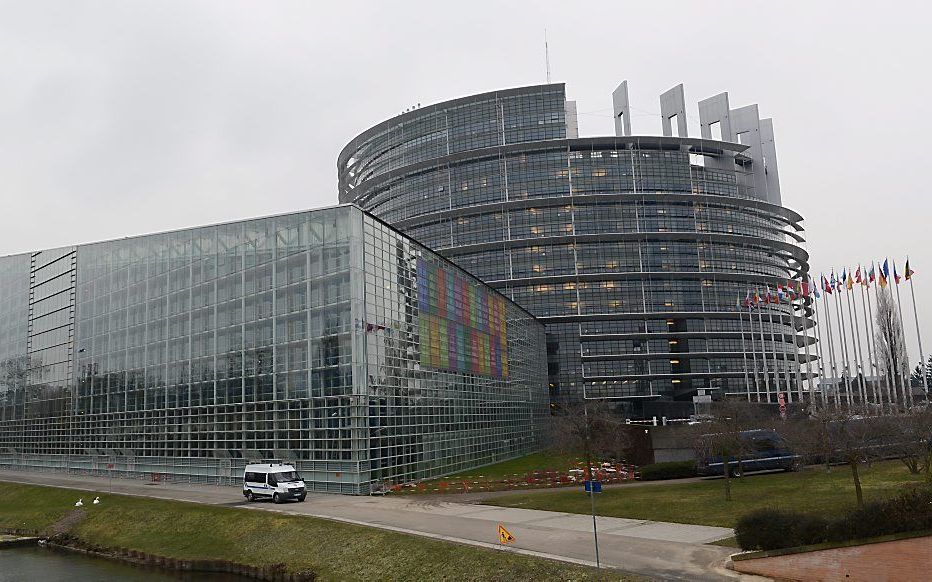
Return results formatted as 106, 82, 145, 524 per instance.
744, 292, 752, 308
868, 263, 876, 283
879, 261, 888, 288
822, 274, 833, 294
794, 279, 803, 297
830, 272, 837, 290
801, 278, 810, 297
777, 283, 785, 299
894, 264, 901, 285
906, 259, 915, 281
882, 258, 890, 279
736, 296, 742, 310
753, 291, 761, 305
846, 271, 854, 290
855, 266, 862, 284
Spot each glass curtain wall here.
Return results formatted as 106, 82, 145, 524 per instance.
339, 84, 811, 418
0, 206, 548, 493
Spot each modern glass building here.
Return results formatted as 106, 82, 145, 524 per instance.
0, 205, 548, 493
339, 83, 812, 418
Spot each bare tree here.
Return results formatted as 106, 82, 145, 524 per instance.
550, 401, 636, 468
885, 408, 932, 477
780, 413, 835, 474
694, 400, 766, 501
810, 406, 893, 506
875, 288, 909, 407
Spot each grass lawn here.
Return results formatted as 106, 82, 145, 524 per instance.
445, 450, 585, 479
0, 482, 633, 581
485, 460, 926, 528
391, 449, 598, 494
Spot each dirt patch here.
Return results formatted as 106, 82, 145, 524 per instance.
49, 508, 86, 535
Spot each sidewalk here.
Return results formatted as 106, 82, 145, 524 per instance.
0, 469, 745, 581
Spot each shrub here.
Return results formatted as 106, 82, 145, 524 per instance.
737, 487, 932, 551
828, 488, 932, 542
638, 461, 697, 481
735, 509, 828, 551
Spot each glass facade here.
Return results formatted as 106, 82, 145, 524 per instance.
339, 84, 811, 418
0, 206, 548, 493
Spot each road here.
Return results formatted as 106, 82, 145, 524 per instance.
0, 470, 761, 581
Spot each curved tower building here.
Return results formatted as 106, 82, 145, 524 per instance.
339, 83, 811, 418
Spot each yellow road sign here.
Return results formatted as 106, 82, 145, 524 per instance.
498, 523, 515, 545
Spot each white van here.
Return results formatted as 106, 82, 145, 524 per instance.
243, 463, 307, 503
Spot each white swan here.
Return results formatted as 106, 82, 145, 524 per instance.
74, 498, 83, 507
92, 496, 100, 505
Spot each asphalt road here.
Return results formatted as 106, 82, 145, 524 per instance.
0, 470, 762, 581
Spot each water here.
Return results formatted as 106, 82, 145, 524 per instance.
0, 546, 251, 581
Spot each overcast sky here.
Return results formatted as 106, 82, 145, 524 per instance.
2, 1, 930, 363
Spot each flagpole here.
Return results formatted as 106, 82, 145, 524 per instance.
892, 259, 914, 408
858, 273, 880, 410
844, 277, 867, 406
779, 293, 795, 405
767, 288, 784, 403
810, 288, 827, 407
746, 304, 762, 402
776, 287, 793, 404
831, 278, 852, 407
821, 279, 841, 407
784, 300, 797, 404
756, 290, 772, 402
798, 280, 815, 405
792, 294, 805, 404
738, 299, 752, 401
907, 266, 927, 398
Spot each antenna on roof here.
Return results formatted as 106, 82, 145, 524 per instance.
544, 29, 551, 84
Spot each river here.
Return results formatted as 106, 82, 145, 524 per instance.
0, 546, 252, 581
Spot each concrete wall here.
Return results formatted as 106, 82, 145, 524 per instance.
732, 534, 932, 581
648, 426, 697, 464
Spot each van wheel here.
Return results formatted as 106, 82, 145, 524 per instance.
297, 494, 306, 502
245, 491, 254, 502
272, 493, 282, 504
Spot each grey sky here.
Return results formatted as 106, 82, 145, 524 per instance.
2, 1, 931, 362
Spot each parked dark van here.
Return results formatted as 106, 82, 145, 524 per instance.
697, 429, 798, 477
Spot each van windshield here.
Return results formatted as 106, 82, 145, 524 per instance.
272, 471, 302, 483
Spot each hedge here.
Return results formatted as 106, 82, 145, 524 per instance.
735, 487, 932, 551
638, 461, 697, 481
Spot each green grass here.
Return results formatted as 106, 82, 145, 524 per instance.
392, 449, 592, 494
445, 450, 584, 480
486, 460, 925, 528
710, 537, 740, 548
0, 482, 633, 581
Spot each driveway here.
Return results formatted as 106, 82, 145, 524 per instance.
0, 470, 756, 581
